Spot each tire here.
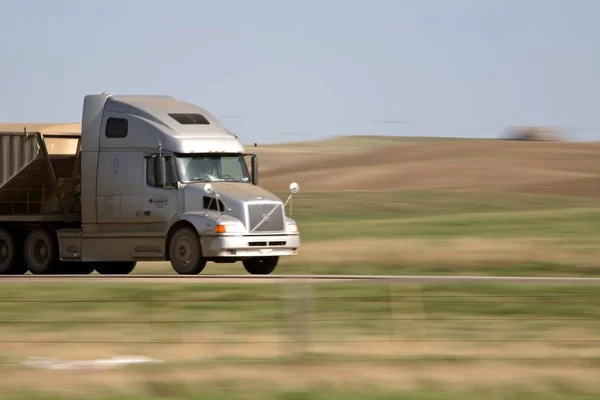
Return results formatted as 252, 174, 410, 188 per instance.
242, 256, 279, 275
168, 227, 206, 275
0, 228, 27, 275
58, 261, 95, 275
23, 229, 60, 274
93, 261, 137, 275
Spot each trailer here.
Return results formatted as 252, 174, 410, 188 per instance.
0, 93, 300, 275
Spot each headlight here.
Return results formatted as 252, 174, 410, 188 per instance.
214, 223, 245, 234
287, 223, 298, 233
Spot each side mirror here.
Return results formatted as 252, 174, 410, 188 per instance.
251, 155, 258, 185
154, 155, 167, 187
284, 181, 299, 217
289, 182, 299, 194
243, 153, 259, 185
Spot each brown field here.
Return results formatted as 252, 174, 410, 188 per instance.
253, 135, 600, 197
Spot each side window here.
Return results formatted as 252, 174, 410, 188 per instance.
106, 117, 128, 138
146, 156, 176, 187
146, 157, 156, 186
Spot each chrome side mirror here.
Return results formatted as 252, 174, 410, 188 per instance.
284, 181, 299, 217
289, 181, 300, 194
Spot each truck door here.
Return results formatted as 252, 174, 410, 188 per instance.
96, 151, 143, 224
141, 154, 179, 230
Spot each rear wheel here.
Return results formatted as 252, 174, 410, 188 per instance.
243, 256, 279, 275
169, 227, 206, 275
0, 228, 27, 275
23, 229, 60, 274
93, 262, 137, 275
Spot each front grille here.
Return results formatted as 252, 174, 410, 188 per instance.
247, 203, 285, 232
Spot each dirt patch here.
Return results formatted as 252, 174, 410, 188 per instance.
3, 330, 599, 363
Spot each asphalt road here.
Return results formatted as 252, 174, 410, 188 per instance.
1, 274, 600, 285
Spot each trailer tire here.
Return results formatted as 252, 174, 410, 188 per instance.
23, 229, 60, 275
0, 229, 26, 275
93, 262, 137, 275
169, 227, 206, 275
242, 256, 279, 275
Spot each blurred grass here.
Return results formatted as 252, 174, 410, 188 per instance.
0, 282, 599, 346
253, 189, 600, 276
1, 282, 599, 398
277, 190, 600, 225
274, 189, 600, 239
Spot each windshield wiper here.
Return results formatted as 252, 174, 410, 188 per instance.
221, 177, 244, 182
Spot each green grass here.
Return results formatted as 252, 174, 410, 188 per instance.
2, 282, 600, 398
1, 282, 599, 341
245, 189, 600, 277
278, 190, 600, 224
298, 208, 600, 240
272, 190, 600, 241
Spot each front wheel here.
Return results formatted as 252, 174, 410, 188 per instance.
168, 227, 206, 275
243, 256, 279, 275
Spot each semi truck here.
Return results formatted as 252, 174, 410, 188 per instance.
0, 93, 301, 275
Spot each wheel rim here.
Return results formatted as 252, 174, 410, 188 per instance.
175, 237, 194, 265
29, 238, 50, 268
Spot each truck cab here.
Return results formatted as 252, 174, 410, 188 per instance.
0, 93, 301, 275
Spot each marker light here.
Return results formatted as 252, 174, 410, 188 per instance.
215, 224, 227, 233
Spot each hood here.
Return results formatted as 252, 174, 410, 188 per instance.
182, 182, 285, 228
184, 182, 282, 203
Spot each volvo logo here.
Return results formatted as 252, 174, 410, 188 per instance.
262, 213, 270, 221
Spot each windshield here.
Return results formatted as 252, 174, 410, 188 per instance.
175, 154, 251, 183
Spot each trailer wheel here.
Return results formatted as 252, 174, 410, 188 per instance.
94, 262, 137, 275
0, 229, 26, 275
242, 256, 279, 275
169, 227, 206, 275
23, 229, 59, 274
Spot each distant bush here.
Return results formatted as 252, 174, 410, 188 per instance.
503, 126, 565, 142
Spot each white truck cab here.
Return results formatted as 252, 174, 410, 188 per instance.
0, 93, 300, 275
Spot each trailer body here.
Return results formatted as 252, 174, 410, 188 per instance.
0, 93, 300, 275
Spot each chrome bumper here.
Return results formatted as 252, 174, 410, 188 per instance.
200, 234, 300, 258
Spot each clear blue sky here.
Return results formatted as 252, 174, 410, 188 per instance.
1, 0, 599, 143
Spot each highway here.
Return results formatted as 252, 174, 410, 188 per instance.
0, 274, 600, 285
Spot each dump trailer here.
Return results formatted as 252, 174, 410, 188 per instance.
0, 93, 300, 275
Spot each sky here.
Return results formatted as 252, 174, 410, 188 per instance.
0, 0, 599, 144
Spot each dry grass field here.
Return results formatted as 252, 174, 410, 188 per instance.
2, 281, 600, 400
255, 135, 600, 196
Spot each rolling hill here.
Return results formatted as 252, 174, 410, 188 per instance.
254, 135, 600, 197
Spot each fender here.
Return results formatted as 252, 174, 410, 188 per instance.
165, 211, 247, 238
